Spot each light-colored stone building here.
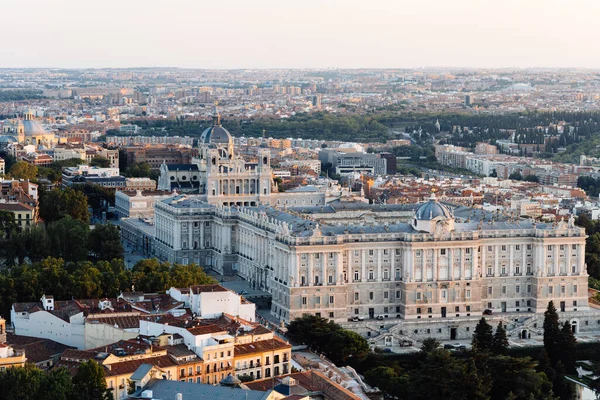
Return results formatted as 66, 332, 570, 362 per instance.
152, 192, 593, 343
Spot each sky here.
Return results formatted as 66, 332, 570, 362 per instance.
2, 0, 599, 69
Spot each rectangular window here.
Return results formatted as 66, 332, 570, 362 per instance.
354, 250, 359, 257
384, 292, 389, 299
329, 312, 334, 318
329, 295, 334, 304
465, 248, 471, 254
354, 271, 359, 281
368, 250, 374, 256
488, 287, 492, 295
466, 305, 471, 312
549, 286, 553, 295
574, 285, 578, 294
502, 286, 506, 294
527, 244, 532, 250
315, 297, 320, 304
440, 249, 446, 255
466, 290, 471, 299
302, 297, 307, 305
572, 244, 577, 250
396, 290, 401, 299
561, 286, 565, 294
369, 292, 374, 300
515, 245, 520, 251
417, 308, 421, 314
383, 249, 389, 255
416, 250, 422, 257
516, 285, 520, 293
427, 307, 432, 314
548, 245, 552, 251
455, 306, 460, 312
560, 245, 565, 251
527, 284, 532, 293
368, 271, 374, 280
501, 245, 506, 251
488, 246, 493, 252
416, 292, 422, 300
354, 293, 359, 301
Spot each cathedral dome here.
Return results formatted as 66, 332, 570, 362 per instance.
200, 125, 232, 145
415, 195, 452, 220
200, 104, 233, 147
22, 119, 48, 136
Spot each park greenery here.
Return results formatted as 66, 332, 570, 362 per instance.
346, 303, 576, 400
119, 112, 392, 142
0, 360, 111, 400
0, 89, 45, 102
286, 314, 370, 366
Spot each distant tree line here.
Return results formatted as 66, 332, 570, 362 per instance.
124, 112, 392, 142
0, 89, 45, 101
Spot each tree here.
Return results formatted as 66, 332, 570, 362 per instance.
543, 301, 561, 364
286, 314, 369, 365
88, 224, 123, 261
420, 337, 440, 353
509, 171, 523, 180
90, 156, 111, 168
72, 360, 112, 400
9, 161, 37, 181
492, 323, 509, 355
46, 216, 90, 262
557, 322, 577, 373
472, 317, 494, 352
327, 330, 369, 365
39, 187, 89, 224
523, 175, 539, 183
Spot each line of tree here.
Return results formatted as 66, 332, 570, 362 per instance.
0, 89, 45, 101
352, 305, 578, 400
122, 111, 392, 142
574, 214, 600, 280
0, 257, 216, 320
0, 360, 111, 400
286, 314, 370, 366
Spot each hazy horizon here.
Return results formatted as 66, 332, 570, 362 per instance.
3, 0, 599, 69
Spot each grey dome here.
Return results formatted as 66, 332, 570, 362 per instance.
22, 120, 48, 135
415, 198, 452, 220
220, 374, 242, 386
200, 125, 232, 145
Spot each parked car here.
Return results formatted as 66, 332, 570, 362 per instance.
383, 348, 393, 353
399, 340, 413, 347
483, 309, 493, 315
239, 290, 248, 295
376, 315, 385, 320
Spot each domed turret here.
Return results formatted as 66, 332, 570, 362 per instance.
199, 103, 234, 158
412, 194, 454, 233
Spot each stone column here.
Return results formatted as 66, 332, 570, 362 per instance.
307, 254, 313, 286
377, 250, 382, 281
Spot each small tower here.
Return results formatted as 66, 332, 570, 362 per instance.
0, 317, 6, 343
41, 294, 54, 311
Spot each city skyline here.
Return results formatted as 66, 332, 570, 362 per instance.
2, 0, 600, 69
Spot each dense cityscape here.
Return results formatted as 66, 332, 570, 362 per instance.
3, 2, 600, 400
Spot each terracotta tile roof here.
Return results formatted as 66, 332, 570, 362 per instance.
189, 284, 228, 294
7, 334, 73, 365
105, 355, 178, 376
245, 371, 361, 400
86, 315, 145, 329
187, 324, 226, 336
234, 337, 291, 357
